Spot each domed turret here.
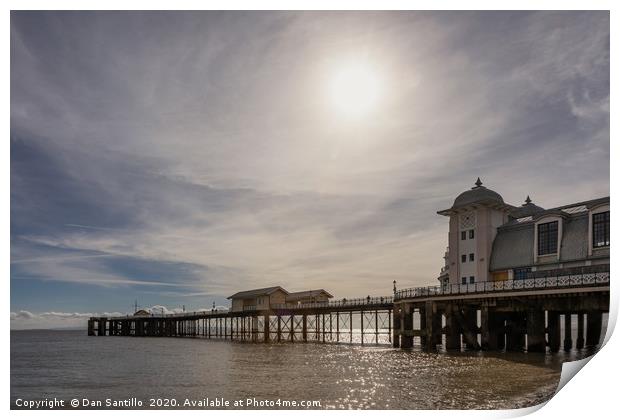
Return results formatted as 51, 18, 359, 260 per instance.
452, 178, 505, 209
437, 178, 514, 287
510, 195, 545, 219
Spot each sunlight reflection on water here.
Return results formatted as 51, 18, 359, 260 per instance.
10, 330, 595, 409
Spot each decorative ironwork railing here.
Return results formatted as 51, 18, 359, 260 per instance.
394, 272, 610, 300
271, 296, 393, 310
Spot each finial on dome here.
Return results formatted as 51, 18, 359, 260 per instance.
474, 177, 482, 188
525, 195, 532, 205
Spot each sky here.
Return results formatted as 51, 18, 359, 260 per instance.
10, 11, 609, 329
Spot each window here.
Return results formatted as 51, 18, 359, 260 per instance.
593, 211, 610, 248
469, 229, 475, 239
469, 276, 475, 284
461, 254, 466, 263
461, 277, 467, 285
514, 267, 532, 280
537, 221, 558, 256
461, 231, 466, 240
469, 253, 474, 262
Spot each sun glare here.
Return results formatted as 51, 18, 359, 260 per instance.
327, 61, 382, 119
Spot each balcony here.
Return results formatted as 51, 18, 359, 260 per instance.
394, 271, 609, 300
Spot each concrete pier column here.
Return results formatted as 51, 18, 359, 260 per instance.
506, 313, 525, 351
547, 311, 561, 352
526, 309, 546, 352
576, 313, 585, 349
481, 305, 500, 351
88, 320, 95, 336
424, 301, 440, 352
445, 304, 461, 350
400, 304, 413, 349
564, 313, 573, 351
462, 307, 479, 350
490, 313, 504, 351
586, 311, 602, 347
392, 306, 401, 348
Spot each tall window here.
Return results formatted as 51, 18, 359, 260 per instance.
469, 253, 474, 262
461, 254, 466, 263
469, 229, 475, 239
469, 276, 475, 284
593, 211, 610, 248
461, 277, 467, 285
461, 231, 466, 240
538, 221, 558, 256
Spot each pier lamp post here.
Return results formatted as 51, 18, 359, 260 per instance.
393, 280, 397, 295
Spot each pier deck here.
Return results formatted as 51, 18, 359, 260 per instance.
89, 297, 394, 345
89, 271, 609, 353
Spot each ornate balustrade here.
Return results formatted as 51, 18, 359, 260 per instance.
394, 272, 609, 300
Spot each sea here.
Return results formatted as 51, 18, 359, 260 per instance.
10, 328, 604, 410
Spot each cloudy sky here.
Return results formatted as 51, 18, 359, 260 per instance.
11, 11, 609, 328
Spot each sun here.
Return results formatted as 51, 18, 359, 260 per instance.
327, 61, 382, 119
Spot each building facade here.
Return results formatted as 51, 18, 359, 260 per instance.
437, 179, 610, 287
285, 289, 333, 305
228, 286, 289, 312
228, 287, 333, 312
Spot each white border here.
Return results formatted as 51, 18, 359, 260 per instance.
3, 2, 616, 420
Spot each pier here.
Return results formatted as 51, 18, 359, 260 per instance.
89, 296, 394, 345
392, 271, 609, 352
88, 270, 608, 353
88, 183, 610, 353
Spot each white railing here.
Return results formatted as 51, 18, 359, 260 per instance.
394, 272, 610, 300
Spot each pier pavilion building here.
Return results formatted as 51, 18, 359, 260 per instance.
228, 287, 334, 312
285, 290, 333, 306
437, 179, 610, 288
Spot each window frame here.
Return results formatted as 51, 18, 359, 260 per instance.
537, 220, 559, 256
592, 210, 610, 248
